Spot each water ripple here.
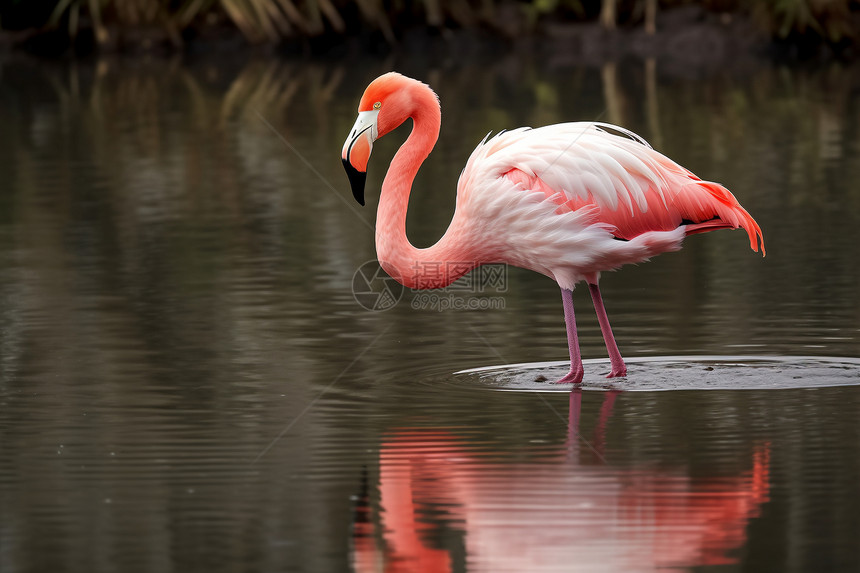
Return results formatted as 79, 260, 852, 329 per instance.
453, 356, 860, 392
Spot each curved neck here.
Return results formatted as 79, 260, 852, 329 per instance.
375, 94, 476, 289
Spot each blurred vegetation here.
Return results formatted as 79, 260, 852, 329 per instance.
0, 0, 857, 54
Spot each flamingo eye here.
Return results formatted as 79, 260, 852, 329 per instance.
373, 102, 381, 110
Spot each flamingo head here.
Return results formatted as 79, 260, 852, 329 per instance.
342, 72, 438, 206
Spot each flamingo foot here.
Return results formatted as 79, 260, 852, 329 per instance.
606, 364, 627, 379
555, 366, 584, 384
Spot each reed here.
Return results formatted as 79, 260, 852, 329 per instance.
0, 0, 856, 48
752, 0, 858, 42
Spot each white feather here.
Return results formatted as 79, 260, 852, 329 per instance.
452, 122, 686, 288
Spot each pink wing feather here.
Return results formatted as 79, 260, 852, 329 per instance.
460, 123, 765, 255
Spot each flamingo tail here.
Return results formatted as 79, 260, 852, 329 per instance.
681, 181, 766, 256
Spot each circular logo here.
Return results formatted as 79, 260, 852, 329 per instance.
352, 260, 404, 312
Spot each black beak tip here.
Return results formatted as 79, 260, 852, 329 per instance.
342, 158, 366, 206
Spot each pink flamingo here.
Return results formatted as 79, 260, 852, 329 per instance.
342, 72, 764, 384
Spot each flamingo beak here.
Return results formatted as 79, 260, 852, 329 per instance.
342, 110, 379, 206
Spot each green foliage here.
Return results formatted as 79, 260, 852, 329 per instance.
754, 0, 859, 42
39, 0, 346, 44
521, 0, 585, 27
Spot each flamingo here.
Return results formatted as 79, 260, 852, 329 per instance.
352, 415, 771, 572
342, 72, 764, 384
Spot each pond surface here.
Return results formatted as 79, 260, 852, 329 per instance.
0, 52, 859, 572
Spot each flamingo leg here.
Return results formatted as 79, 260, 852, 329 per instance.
556, 288, 584, 384
588, 283, 628, 378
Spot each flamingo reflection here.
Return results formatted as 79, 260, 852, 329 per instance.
353, 391, 770, 573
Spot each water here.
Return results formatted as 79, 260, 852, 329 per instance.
0, 53, 859, 572
456, 356, 860, 391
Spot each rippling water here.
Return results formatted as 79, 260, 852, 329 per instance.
0, 53, 859, 572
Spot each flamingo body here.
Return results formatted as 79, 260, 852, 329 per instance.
447, 123, 763, 288
342, 73, 764, 383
